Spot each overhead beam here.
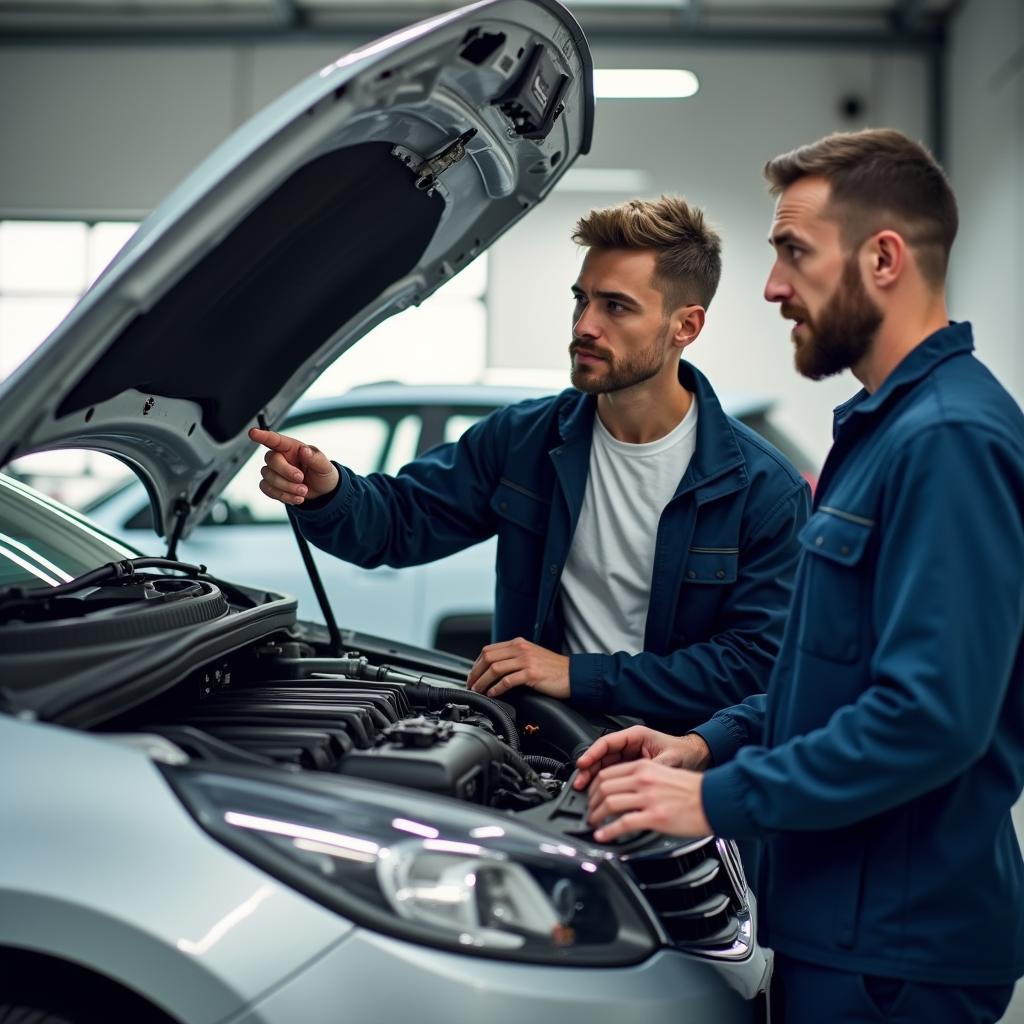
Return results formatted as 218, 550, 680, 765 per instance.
0, 20, 944, 53
270, 0, 299, 27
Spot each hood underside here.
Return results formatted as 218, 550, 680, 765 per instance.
0, 0, 593, 543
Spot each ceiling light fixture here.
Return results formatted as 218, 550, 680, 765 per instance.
554, 168, 653, 192
594, 68, 699, 99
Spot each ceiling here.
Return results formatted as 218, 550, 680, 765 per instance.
0, 0, 959, 47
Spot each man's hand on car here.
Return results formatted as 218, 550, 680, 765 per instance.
467, 638, 570, 700
249, 427, 340, 505
573, 726, 712, 790
586, 760, 712, 842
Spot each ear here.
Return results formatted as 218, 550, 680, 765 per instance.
865, 230, 907, 290
669, 304, 706, 351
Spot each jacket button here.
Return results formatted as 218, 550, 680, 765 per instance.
499, 501, 508, 511
715, 569, 726, 579
815, 536, 824, 546
550, 564, 558, 575
687, 570, 697, 579
840, 545, 850, 555
533, 621, 539, 631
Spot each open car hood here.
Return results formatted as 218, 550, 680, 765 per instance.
0, 0, 592, 545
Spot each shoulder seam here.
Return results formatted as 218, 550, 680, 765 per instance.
728, 416, 806, 487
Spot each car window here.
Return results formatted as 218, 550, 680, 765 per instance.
214, 414, 396, 525
0, 474, 136, 588
7, 449, 133, 508
443, 413, 485, 444
382, 414, 422, 475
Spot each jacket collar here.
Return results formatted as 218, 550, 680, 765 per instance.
832, 321, 974, 437
554, 359, 748, 498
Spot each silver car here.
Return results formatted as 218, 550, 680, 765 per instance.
0, 2, 770, 1021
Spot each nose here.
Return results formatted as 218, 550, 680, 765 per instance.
573, 302, 599, 340
763, 262, 793, 304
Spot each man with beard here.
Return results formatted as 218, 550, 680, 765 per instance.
249, 196, 810, 729
577, 130, 1024, 1022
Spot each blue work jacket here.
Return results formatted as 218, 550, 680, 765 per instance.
697, 323, 1024, 985
295, 361, 810, 728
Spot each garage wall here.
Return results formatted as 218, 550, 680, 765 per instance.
0, 31, 983, 468
946, 0, 1024, 407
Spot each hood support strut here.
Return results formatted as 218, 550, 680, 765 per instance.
257, 413, 343, 656
166, 499, 190, 562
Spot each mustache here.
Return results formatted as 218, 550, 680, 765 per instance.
780, 304, 810, 325
569, 342, 611, 360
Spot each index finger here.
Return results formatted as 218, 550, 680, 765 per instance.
573, 736, 629, 790
248, 426, 297, 453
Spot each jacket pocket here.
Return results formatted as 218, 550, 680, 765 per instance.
490, 479, 550, 595
795, 508, 873, 664
490, 478, 549, 535
683, 547, 739, 585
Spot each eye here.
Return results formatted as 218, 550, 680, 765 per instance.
786, 244, 804, 262
606, 300, 626, 313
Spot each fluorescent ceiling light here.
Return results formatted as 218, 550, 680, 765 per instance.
554, 168, 652, 193
569, 0, 686, 7
594, 68, 699, 99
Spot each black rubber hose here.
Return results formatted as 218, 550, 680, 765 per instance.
524, 755, 565, 776
502, 746, 550, 795
399, 680, 520, 751
451, 689, 520, 751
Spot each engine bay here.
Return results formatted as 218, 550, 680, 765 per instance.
112, 642, 574, 813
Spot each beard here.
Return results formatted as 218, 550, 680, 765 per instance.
786, 256, 883, 381
569, 322, 670, 394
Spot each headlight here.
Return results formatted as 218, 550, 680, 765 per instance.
167, 767, 657, 965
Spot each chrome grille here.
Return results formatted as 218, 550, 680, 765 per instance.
622, 835, 748, 950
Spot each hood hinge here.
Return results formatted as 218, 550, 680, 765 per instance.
393, 128, 478, 195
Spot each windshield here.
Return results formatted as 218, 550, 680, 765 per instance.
0, 474, 138, 589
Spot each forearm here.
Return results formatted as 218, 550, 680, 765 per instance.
295, 442, 499, 567
568, 633, 775, 727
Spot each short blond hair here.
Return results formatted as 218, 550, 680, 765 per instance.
572, 195, 722, 309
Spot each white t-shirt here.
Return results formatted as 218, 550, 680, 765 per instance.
561, 397, 699, 656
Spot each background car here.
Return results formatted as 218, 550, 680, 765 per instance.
13, 380, 816, 659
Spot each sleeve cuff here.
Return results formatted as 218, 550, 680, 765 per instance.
568, 652, 612, 708
690, 713, 748, 767
701, 762, 760, 840
291, 462, 350, 522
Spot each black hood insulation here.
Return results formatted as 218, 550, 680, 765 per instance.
59, 142, 444, 442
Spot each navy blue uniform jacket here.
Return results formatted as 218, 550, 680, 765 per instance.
294, 362, 810, 728
697, 324, 1024, 984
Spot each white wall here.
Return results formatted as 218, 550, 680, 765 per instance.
948, 8, 1024, 1024
947, 0, 1024, 406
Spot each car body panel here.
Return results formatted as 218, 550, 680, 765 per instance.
235, 931, 764, 1024
0, 715, 352, 1024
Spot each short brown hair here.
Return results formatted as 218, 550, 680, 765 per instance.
572, 196, 722, 309
763, 129, 958, 287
